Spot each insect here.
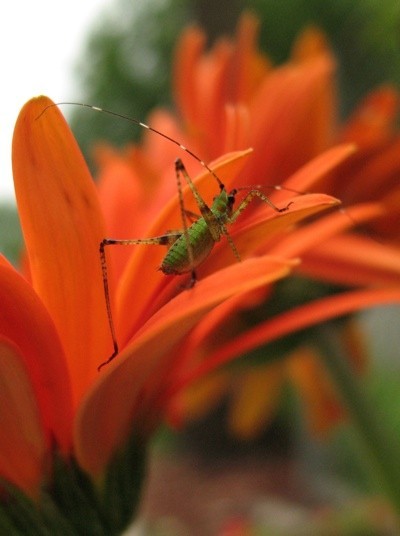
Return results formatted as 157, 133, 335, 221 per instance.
39, 103, 297, 369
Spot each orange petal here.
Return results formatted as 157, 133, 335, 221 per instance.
97, 154, 145, 282
287, 348, 344, 435
334, 137, 400, 205
243, 54, 336, 182
179, 288, 400, 389
229, 12, 271, 102
202, 192, 340, 275
12, 97, 111, 399
0, 263, 73, 454
75, 255, 296, 476
301, 233, 400, 286
228, 362, 285, 440
0, 338, 47, 496
193, 39, 234, 157
173, 26, 206, 130
270, 201, 383, 259
223, 104, 251, 153
282, 143, 356, 194
340, 85, 400, 147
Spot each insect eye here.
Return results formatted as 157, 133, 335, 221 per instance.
229, 188, 237, 197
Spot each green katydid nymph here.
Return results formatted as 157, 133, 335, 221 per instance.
38, 103, 295, 370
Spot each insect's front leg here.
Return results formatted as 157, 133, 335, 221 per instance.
229, 189, 293, 223
98, 232, 183, 371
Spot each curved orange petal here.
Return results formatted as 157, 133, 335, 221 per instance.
12, 96, 110, 399
270, 202, 383, 259
241, 54, 335, 182
334, 138, 400, 205
0, 338, 47, 497
177, 288, 400, 390
200, 193, 340, 275
0, 263, 73, 453
97, 154, 145, 282
281, 143, 356, 194
173, 25, 206, 130
75, 255, 296, 476
228, 361, 285, 440
340, 85, 400, 147
229, 12, 271, 103
223, 104, 251, 153
194, 39, 234, 157
287, 348, 344, 435
301, 233, 400, 286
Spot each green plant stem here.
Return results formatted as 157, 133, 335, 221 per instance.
316, 323, 400, 520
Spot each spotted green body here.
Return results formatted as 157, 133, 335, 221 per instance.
161, 188, 230, 274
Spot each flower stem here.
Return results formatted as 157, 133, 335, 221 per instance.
316, 323, 400, 520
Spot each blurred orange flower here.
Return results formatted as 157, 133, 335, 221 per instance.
91, 13, 400, 438
2, 88, 345, 502
161, 14, 400, 438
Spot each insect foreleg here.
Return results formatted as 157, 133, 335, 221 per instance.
174, 158, 220, 284
175, 159, 222, 241
229, 190, 293, 223
98, 232, 182, 371
217, 223, 242, 263
174, 160, 196, 274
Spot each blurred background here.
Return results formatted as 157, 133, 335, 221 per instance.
2, 1, 400, 533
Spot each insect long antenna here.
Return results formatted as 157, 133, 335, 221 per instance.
37, 102, 224, 189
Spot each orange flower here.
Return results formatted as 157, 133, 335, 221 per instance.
1, 89, 346, 508
3, 16, 400, 530
100, 12, 400, 438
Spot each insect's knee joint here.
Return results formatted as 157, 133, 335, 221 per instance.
175, 158, 184, 171
100, 238, 116, 250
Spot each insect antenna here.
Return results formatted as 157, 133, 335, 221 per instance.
36, 102, 225, 189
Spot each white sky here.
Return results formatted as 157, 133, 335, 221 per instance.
0, 0, 112, 202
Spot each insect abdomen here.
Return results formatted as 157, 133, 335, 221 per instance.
161, 218, 214, 275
